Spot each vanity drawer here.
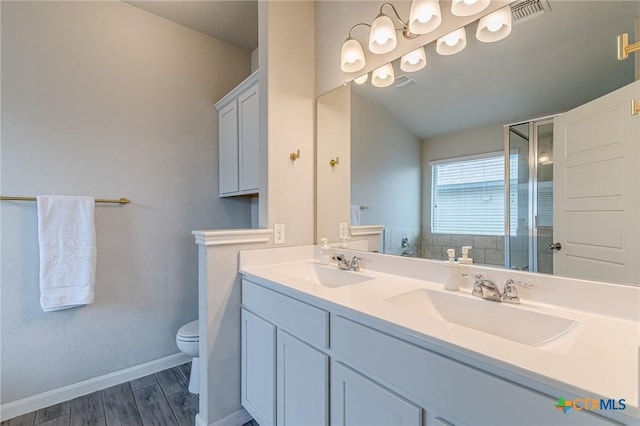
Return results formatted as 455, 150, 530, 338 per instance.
242, 279, 329, 349
331, 315, 617, 426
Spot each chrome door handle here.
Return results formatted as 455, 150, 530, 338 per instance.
548, 242, 562, 251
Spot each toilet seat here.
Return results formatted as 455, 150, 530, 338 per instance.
177, 320, 199, 342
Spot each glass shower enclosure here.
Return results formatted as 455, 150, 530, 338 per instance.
505, 118, 554, 274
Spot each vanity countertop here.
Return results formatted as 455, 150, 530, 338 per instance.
239, 247, 639, 420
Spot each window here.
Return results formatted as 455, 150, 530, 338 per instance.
431, 153, 511, 236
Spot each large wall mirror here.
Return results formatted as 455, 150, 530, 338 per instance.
316, 0, 640, 285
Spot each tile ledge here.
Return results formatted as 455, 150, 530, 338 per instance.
192, 229, 272, 246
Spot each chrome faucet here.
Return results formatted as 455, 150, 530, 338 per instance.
471, 275, 503, 302
331, 253, 362, 271
502, 279, 533, 304
468, 274, 533, 303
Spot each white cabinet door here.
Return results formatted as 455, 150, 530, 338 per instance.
218, 101, 239, 196
331, 361, 422, 426
276, 330, 328, 426
238, 82, 259, 193
241, 309, 276, 426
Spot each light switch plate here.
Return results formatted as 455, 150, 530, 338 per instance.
274, 223, 285, 245
339, 222, 349, 239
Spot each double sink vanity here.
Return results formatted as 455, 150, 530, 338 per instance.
239, 245, 639, 426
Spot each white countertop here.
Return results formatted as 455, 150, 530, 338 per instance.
239, 246, 640, 420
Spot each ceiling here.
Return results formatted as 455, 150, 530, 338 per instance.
351, 0, 639, 139
126, 0, 258, 50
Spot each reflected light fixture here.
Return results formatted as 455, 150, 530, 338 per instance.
451, 0, 490, 17
436, 28, 467, 55
401, 47, 427, 72
538, 151, 553, 165
371, 63, 395, 88
354, 74, 369, 85
476, 5, 512, 43
408, 0, 442, 35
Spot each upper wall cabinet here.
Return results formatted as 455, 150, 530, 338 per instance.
215, 71, 259, 197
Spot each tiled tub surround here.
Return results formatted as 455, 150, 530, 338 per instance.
420, 229, 506, 266
239, 245, 639, 424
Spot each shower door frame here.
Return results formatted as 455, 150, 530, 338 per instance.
504, 115, 557, 272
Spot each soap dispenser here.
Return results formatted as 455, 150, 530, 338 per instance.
458, 246, 473, 264
319, 238, 331, 265
443, 248, 460, 291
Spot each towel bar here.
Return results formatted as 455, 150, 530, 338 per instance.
0, 196, 130, 205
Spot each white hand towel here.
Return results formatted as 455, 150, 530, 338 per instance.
37, 195, 96, 312
350, 205, 361, 226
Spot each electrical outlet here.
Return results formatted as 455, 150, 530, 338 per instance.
274, 223, 285, 245
339, 222, 349, 239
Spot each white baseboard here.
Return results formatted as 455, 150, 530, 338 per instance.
0, 352, 191, 422
196, 408, 252, 426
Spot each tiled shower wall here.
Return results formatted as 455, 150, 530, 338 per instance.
420, 228, 505, 267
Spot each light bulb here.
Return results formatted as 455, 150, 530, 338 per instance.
476, 6, 512, 43
451, 0, 489, 17
445, 33, 459, 47
436, 28, 467, 55
409, 0, 442, 35
487, 20, 503, 32
372, 63, 395, 88
401, 47, 426, 72
369, 14, 397, 54
340, 38, 365, 73
354, 74, 368, 85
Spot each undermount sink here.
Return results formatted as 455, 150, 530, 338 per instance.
384, 289, 578, 347
273, 263, 375, 288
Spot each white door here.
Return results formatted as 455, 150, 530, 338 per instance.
553, 80, 639, 284
218, 101, 239, 195
276, 330, 328, 426
241, 309, 276, 426
238, 83, 259, 192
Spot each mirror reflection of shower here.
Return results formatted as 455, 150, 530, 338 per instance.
505, 118, 555, 274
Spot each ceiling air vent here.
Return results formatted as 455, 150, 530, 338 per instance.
392, 75, 416, 89
510, 0, 551, 26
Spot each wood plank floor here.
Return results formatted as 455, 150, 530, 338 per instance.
2, 363, 258, 426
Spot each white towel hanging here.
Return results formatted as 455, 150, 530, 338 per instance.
37, 195, 96, 312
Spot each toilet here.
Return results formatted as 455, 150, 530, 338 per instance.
176, 320, 199, 394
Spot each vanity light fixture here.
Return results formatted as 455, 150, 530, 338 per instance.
371, 63, 395, 87
401, 47, 427, 72
408, 0, 442, 35
617, 33, 640, 61
451, 0, 490, 17
354, 74, 369, 85
342, 1, 429, 73
436, 27, 467, 55
476, 5, 512, 43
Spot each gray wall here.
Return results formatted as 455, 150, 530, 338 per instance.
1, 1, 251, 403
421, 124, 505, 263
351, 94, 421, 254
